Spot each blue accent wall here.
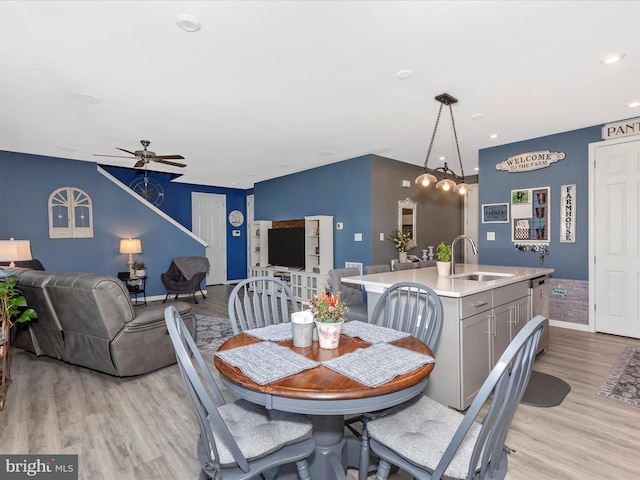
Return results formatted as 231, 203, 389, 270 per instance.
0, 151, 206, 296
254, 156, 373, 268
478, 125, 601, 280
103, 166, 249, 281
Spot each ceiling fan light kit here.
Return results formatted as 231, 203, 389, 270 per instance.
415, 93, 471, 195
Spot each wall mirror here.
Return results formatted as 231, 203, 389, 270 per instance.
398, 198, 417, 248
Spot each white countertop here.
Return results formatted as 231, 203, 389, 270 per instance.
342, 264, 554, 298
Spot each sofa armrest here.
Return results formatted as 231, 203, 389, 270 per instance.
128, 301, 193, 328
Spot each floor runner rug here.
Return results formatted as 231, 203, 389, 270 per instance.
597, 346, 640, 407
521, 370, 571, 407
195, 314, 234, 353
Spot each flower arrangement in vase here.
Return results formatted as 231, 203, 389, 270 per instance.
390, 228, 412, 262
435, 242, 452, 276
310, 290, 349, 349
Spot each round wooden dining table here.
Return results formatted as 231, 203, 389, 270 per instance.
214, 330, 435, 480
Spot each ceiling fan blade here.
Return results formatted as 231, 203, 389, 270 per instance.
117, 147, 138, 156
93, 154, 136, 159
133, 160, 146, 168
154, 154, 185, 160
154, 158, 187, 168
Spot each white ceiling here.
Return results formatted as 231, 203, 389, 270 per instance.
2, 1, 638, 189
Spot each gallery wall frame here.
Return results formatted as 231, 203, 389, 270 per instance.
481, 203, 509, 223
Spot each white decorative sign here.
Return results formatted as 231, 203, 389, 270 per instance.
602, 117, 640, 140
496, 150, 566, 172
560, 184, 576, 243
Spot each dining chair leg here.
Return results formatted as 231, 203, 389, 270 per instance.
375, 460, 391, 480
295, 459, 312, 480
359, 418, 371, 480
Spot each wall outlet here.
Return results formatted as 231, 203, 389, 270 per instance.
380, 232, 385, 241
336, 222, 343, 230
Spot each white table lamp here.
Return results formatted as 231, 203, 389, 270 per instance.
0, 238, 33, 267
119, 238, 142, 277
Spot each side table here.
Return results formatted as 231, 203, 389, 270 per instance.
117, 272, 147, 306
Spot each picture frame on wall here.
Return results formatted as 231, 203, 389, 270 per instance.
482, 203, 509, 223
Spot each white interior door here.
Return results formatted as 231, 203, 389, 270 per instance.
192, 193, 226, 285
592, 139, 640, 337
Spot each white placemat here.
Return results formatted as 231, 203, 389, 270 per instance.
321, 343, 434, 387
244, 322, 293, 341
215, 341, 318, 385
341, 320, 411, 344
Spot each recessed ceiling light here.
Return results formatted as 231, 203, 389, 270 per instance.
488, 133, 499, 139
599, 52, 625, 65
71, 92, 102, 104
470, 113, 484, 120
396, 70, 412, 80
57, 146, 77, 152
175, 14, 201, 32
628, 101, 640, 108
277, 164, 291, 168
318, 150, 334, 156
474, 167, 479, 171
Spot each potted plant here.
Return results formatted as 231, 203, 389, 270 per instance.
310, 290, 349, 349
390, 228, 412, 263
133, 262, 146, 277
435, 242, 452, 276
0, 270, 37, 410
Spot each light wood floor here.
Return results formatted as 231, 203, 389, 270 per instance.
3, 285, 640, 479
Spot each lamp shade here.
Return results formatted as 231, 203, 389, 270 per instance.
0, 238, 33, 262
119, 238, 142, 255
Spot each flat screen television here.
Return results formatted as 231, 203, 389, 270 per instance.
268, 227, 305, 269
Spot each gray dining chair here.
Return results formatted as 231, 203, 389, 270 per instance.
328, 267, 368, 322
393, 261, 416, 271
352, 281, 444, 480
363, 264, 391, 275
368, 316, 546, 480
164, 306, 315, 480
228, 276, 299, 334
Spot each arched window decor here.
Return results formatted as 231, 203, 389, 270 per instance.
48, 187, 94, 238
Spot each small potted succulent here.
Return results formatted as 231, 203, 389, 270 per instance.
310, 290, 349, 349
435, 242, 452, 276
133, 262, 146, 277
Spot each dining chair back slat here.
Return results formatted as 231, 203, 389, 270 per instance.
228, 277, 299, 334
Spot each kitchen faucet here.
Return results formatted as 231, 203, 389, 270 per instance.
450, 235, 479, 274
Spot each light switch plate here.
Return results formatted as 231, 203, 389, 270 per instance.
336, 222, 343, 230
487, 231, 495, 241
354, 233, 362, 241
379, 232, 384, 241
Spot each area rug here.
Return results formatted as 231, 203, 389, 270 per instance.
521, 371, 571, 407
195, 314, 234, 353
597, 346, 640, 407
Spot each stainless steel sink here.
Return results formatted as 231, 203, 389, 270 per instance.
448, 272, 515, 282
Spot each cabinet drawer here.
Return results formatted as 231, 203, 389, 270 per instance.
493, 281, 528, 307
459, 291, 493, 319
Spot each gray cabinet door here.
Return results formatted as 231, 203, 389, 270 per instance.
492, 302, 512, 365
461, 312, 491, 408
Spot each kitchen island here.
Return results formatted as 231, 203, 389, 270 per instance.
342, 264, 553, 410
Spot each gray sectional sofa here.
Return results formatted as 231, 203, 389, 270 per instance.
3, 267, 195, 376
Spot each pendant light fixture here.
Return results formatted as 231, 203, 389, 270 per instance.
415, 93, 471, 195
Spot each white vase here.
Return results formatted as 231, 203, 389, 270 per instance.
314, 320, 344, 349
398, 252, 408, 263
436, 261, 451, 276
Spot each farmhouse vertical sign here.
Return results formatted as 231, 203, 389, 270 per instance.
560, 184, 576, 243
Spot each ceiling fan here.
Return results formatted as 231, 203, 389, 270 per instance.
94, 139, 186, 168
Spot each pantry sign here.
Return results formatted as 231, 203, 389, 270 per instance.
496, 150, 566, 173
